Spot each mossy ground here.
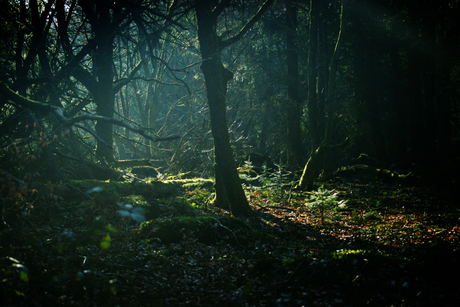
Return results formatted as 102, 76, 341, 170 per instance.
1, 175, 459, 306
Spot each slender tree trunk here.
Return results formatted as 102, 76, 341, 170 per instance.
94, 38, 115, 162
436, 19, 454, 161
435, 60, 452, 161
286, 0, 303, 170
364, 42, 387, 162
407, 48, 426, 166
352, 27, 387, 162
144, 42, 165, 157
80, 0, 115, 163
389, 45, 409, 166
316, 0, 329, 140
195, 0, 250, 216
297, 0, 345, 190
94, 62, 115, 163
307, 0, 320, 150
422, 55, 438, 162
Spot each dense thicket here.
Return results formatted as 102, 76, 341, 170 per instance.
1, 0, 459, 189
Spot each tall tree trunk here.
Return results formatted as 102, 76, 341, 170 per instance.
434, 41, 452, 161
297, 0, 345, 190
195, 0, 250, 216
316, 0, 329, 140
307, 0, 320, 150
80, 0, 115, 163
94, 34, 115, 163
436, 12, 456, 162
389, 43, 409, 166
363, 42, 387, 162
406, 46, 427, 166
286, 0, 303, 170
352, 23, 387, 162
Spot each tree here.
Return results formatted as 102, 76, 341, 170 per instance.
194, 0, 274, 215
306, 0, 321, 150
350, 1, 387, 162
77, 0, 118, 163
285, 0, 303, 170
56, 0, 179, 164
297, 0, 345, 190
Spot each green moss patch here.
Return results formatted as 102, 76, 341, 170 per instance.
165, 178, 214, 189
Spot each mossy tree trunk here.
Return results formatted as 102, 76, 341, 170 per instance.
297, 0, 346, 190
296, 126, 348, 190
297, 143, 328, 190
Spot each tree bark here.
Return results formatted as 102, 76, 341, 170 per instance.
91, 1, 115, 163
286, 0, 303, 170
194, 0, 273, 215
307, 0, 320, 150
297, 142, 327, 190
195, 0, 250, 216
297, 0, 345, 190
388, 39, 409, 166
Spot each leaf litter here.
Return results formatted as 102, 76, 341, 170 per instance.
1, 179, 459, 306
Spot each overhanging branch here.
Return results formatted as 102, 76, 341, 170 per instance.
0, 81, 55, 114
0, 81, 180, 144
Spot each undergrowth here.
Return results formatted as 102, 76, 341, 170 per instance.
1, 166, 459, 306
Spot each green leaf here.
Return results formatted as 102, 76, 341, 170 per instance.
100, 233, 111, 250
19, 271, 29, 282
106, 224, 119, 233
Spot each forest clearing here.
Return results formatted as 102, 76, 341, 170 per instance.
1, 0, 460, 306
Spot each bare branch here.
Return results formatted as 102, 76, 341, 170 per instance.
0, 81, 179, 145
113, 58, 146, 94
74, 124, 108, 146
0, 81, 54, 114
131, 76, 182, 87
149, 54, 192, 95
213, 0, 231, 18
221, 0, 274, 49
63, 114, 180, 143
170, 58, 210, 72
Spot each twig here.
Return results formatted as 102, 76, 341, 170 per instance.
212, 218, 243, 247
277, 258, 306, 289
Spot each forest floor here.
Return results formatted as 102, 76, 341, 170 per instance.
1, 172, 460, 306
